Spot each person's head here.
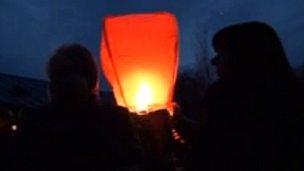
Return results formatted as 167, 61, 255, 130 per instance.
211, 21, 294, 80
47, 43, 98, 105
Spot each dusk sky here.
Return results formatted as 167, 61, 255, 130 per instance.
1, 0, 303, 85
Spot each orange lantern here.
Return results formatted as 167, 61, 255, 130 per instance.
101, 12, 179, 114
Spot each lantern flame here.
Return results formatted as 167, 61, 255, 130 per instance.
135, 81, 153, 114
125, 73, 166, 114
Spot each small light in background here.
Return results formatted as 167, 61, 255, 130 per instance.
11, 124, 18, 131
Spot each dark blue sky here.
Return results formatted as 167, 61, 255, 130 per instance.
1, 0, 303, 83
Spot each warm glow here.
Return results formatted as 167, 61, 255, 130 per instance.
101, 12, 179, 114
123, 72, 169, 113
135, 81, 152, 113
11, 124, 17, 131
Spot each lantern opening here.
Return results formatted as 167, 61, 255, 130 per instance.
126, 72, 168, 114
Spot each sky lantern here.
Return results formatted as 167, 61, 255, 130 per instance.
101, 12, 179, 114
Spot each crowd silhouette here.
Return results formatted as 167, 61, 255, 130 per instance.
0, 21, 303, 170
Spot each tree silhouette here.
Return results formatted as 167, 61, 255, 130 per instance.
174, 26, 213, 120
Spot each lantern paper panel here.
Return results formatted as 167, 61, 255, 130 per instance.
101, 12, 179, 114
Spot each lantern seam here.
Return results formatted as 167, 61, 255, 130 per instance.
102, 20, 129, 107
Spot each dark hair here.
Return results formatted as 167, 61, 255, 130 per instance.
212, 21, 295, 80
47, 44, 98, 102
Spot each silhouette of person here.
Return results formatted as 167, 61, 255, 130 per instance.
187, 22, 304, 171
14, 44, 138, 170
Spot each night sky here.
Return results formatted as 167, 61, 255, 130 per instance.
1, 0, 303, 86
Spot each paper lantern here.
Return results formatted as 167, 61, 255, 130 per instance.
101, 12, 179, 114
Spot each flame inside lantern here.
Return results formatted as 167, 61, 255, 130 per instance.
135, 81, 152, 113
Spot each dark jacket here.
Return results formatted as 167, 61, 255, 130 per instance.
13, 101, 138, 170
187, 78, 304, 171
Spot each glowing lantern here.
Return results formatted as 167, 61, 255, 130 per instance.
101, 12, 179, 114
